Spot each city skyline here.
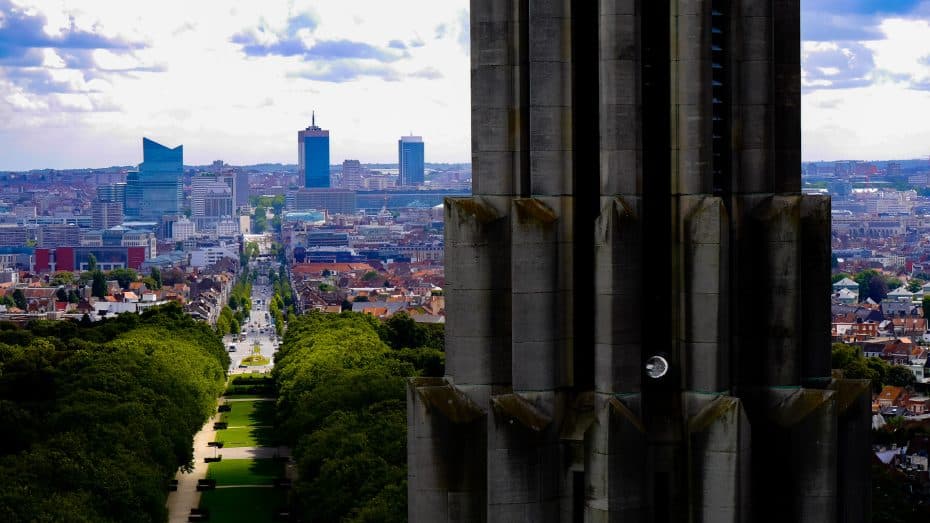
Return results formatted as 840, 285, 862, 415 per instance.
1, 1, 930, 169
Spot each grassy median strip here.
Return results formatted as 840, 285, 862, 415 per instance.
199, 488, 286, 523
207, 459, 283, 485
221, 400, 275, 427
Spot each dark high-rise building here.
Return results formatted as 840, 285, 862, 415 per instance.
408, 2, 871, 522
123, 171, 142, 219
398, 135, 424, 186
235, 171, 250, 208
135, 138, 183, 220
299, 112, 330, 188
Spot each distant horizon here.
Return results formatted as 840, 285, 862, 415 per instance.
2, 156, 927, 174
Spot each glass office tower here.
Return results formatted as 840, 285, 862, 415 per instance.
398, 135, 424, 186
299, 113, 330, 188
138, 138, 183, 220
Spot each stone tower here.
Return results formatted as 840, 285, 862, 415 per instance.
408, 1, 872, 522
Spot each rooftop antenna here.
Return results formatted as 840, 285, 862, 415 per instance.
312, 111, 316, 127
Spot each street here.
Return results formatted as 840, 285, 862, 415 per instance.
222, 283, 279, 374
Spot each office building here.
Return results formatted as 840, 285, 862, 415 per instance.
127, 138, 183, 221
172, 217, 196, 241
235, 171, 250, 208
96, 183, 126, 205
92, 200, 123, 230
342, 159, 364, 190
191, 174, 234, 228
37, 224, 80, 248
408, 2, 871, 522
398, 135, 424, 186
34, 246, 147, 272
299, 113, 330, 188
288, 188, 356, 216
0, 225, 29, 247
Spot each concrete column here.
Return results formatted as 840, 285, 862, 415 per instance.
759, 388, 838, 522
672, 0, 713, 195
732, 0, 773, 194
511, 198, 564, 391
487, 391, 562, 522
685, 393, 751, 522
800, 195, 832, 383
680, 196, 729, 393
599, 0, 641, 196
733, 195, 801, 388
586, 393, 648, 521
832, 379, 872, 523
407, 378, 488, 523
528, 0, 573, 196
594, 197, 643, 394
445, 197, 513, 386
472, 0, 520, 196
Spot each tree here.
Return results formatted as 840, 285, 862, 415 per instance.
831, 273, 852, 284
0, 294, 15, 307
868, 276, 889, 303
909, 279, 925, 293
887, 366, 917, 387
12, 288, 26, 309
149, 267, 162, 290
50, 271, 75, 286
886, 277, 903, 291
55, 288, 67, 302
91, 271, 107, 298
108, 268, 138, 289
87, 253, 97, 272
363, 271, 379, 282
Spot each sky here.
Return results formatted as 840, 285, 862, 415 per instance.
1, 1, 930, 170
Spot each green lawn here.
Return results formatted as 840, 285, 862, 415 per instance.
199, 487, 286, 523
215, 425, 275, 447
207, 459, 283, 485
221, 401, 275, 427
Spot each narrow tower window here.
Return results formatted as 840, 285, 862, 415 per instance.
711, 2, 730, 195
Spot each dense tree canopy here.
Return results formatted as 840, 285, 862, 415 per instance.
273, 311, 443, 522
0, 304, 228, 522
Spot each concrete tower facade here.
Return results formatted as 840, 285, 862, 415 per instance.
408, 1, 872, 522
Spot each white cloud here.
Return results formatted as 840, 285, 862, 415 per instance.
802, 14, 930, 160
0, 0, 471, 169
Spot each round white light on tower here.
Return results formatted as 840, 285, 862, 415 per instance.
645, 355, 669, 379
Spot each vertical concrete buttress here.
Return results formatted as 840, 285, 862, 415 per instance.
409, 0, 871, 521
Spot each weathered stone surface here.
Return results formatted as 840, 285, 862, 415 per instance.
410, 1, 867, 521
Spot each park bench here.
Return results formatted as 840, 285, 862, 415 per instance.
195, 479, 216, 491
188, 507, 210, 521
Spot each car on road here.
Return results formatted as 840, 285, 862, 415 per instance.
228, 344, 237, 352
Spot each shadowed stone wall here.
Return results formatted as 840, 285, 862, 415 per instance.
408, 1, 871, 521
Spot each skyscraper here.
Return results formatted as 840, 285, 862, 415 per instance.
398, 135, 424, 186
408, 2, 871, 522
136, 138, 183, 220
235, 171, 250, 208
299, 113, 330, 188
